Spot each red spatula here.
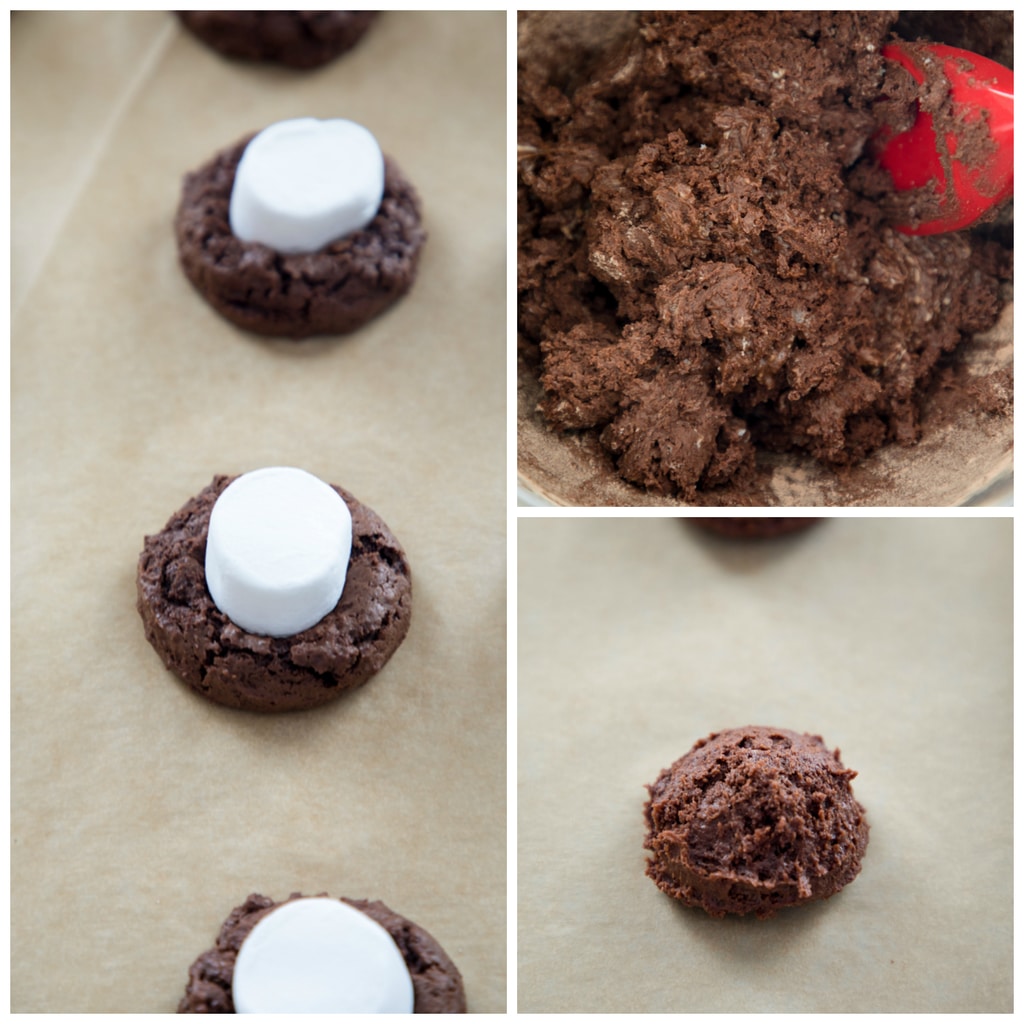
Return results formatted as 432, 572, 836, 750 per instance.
874, 43, 1013, 235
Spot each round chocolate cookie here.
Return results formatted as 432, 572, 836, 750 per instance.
179, 893, 467, 1013
644, 726, 869, 918
177, 11, 378, 69
175, 135, 426, 338
136, 475, 411, 712
691, 518, 820, 539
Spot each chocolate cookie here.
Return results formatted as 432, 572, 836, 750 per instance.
691, 518, 820, 539
179, 893, 467, 1013
136, 475, 411, 712
175, 135, 425, 338
177, 11, 378, 69
644, 726, 869, 918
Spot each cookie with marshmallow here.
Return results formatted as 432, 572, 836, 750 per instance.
178, 893, 467, 1013
136, 470, 411, 711
175, 117, 425, 338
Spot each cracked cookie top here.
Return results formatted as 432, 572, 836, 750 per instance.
136, 475, 412, 711
176, 133, 425, 338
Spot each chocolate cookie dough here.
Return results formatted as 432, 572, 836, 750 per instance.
644, 726, 869, 918
691, 518, 820, 539
518, 12, 1012, 502
177, 11, 378, 69
136, 475, 411, 712
175, 134, 425, 338
179, 893, 467, 1013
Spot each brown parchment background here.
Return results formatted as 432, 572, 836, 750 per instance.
11, 12, 506, 1013
518, 517, 1012, 1012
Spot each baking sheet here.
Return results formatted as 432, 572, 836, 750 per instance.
518, 517, 1012, 1012
11, 11, 506, 1012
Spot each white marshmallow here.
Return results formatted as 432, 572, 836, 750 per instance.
204, 467, 352, 637
233, 898, 414, 1014
229, 117, 385, 254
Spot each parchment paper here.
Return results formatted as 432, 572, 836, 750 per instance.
11, 12, 506, 1012
518, 517, 1011, 1012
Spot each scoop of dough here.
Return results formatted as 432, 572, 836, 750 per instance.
644, 726, 869, 918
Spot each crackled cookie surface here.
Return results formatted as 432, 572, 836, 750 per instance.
176, 134, 425, 338
137, 475, 411, 711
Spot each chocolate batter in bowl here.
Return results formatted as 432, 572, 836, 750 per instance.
517, 11, 1012, 506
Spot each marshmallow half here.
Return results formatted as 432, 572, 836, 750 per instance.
205, 467, 352, 637
229, 117, 386, 254
232, 897, 415, 1014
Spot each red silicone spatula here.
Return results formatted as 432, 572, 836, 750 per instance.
874, 42, 1013, 235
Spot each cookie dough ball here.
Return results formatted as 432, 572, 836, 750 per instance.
691, 518, 820, 538
136, 474, 412, 712
179, 893, 467, 1013
177, 11, 378, 69
644, 726, 869, 918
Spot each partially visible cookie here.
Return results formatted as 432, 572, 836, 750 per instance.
178, 892, 467, 1013
136, 474, 411, 712
175, 132, 425, 338
177, 11, 378, 69
644, 726, 869, 918
691, 518, 820, 538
